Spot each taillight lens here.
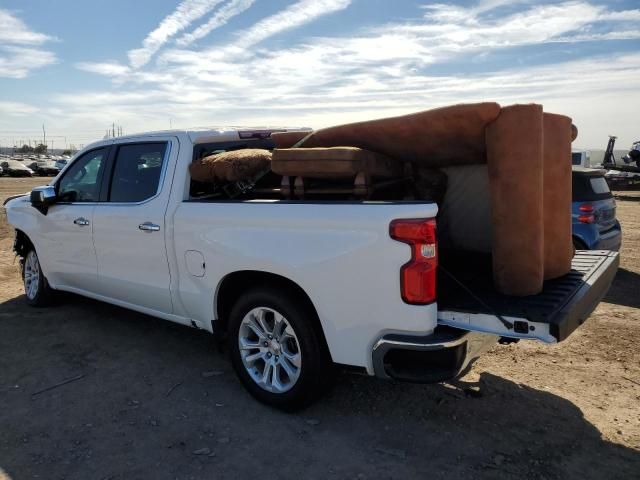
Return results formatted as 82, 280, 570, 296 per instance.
578, 214, 595, 224
579, 204, 594, 213
578, 204, 595, 223
389, 218, 437, 305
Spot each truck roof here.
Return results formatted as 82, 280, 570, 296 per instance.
81, 126, 311, 152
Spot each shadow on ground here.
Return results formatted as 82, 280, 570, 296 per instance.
605, 268, 640, 309
0, 293, 638, 479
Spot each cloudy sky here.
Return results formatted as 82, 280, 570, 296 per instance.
0, 0, 638, 150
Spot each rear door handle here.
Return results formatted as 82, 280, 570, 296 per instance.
73, 217, 90, 226
139, 222, 160, 232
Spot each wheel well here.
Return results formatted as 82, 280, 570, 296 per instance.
13, 229, 33, 258
215, 271, 331, 358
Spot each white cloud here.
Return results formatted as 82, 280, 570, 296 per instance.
0, 9, 56, 78
22, 1, 640, 148
0, 46, 57, 79
176, 0, 257, 46
408, 2, 605, 52
127, 0, 225, 68
76, 61, 130, 77
229, 0, 352, 49
0, 9, 55, 45
0, 100, 39, 116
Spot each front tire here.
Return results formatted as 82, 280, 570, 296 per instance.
22, 249, 53, 307
228, 288, 332, 410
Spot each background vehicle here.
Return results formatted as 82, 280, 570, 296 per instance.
605, 169, 640, 189
4, 129, 619, 409
572, 150, 590, 167
1, 160, 33, 177
572, 166, 621, 251
54, 158, 68, 170
27, 160, 60, 176
600, 135, 640, 190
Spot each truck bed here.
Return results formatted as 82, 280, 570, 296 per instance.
438, 249, 619, 342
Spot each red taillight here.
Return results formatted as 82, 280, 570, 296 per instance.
578, 204, 595, 223
579, 204, 594, 213
389, 218, 437, 305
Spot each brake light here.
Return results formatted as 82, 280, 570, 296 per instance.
578, 204, 595, 223
579, 204, 594, 213
389, 218, 437, 305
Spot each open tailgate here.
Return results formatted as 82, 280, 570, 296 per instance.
437, 250, 619, 343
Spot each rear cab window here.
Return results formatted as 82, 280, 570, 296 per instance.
108, 143, 168, 203
189, 138, 274, 199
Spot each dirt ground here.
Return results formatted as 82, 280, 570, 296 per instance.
0, 176, 638, 480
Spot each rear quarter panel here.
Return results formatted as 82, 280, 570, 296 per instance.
172, 201, 439, 372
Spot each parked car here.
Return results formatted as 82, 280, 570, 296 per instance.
572, 166, 622, 251
0, 165, 3, 176
605, 169, 640, 189
4, 130, 619, 409
27, 160, 59, 176
1, 160, 33, 177
54, 158, 68, 171
571, 150, 591, 167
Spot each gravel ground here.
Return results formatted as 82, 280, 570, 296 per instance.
0, 176, 638, 480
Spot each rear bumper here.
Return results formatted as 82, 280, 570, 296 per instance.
594, 224, 622, 251
371, 327, 497, 383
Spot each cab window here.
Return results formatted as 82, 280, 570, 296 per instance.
108, 143, 168, 203
57, 148, 107, 202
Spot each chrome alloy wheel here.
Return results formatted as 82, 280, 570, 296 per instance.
238, 307, 302, 393
24, 250, 40, 300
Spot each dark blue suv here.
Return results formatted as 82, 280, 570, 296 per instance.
572, 166, 621, 251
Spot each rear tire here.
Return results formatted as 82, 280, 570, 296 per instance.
22, 249, 53, 307
228, 287, 332, 410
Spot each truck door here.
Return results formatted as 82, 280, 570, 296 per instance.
92, 138, 177, 314
38, 147, 110, 291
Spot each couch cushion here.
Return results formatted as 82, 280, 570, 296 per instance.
272, 146, 403, 178
189, 149, 272, 183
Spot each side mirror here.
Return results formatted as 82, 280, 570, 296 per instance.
30, 185, 57, 214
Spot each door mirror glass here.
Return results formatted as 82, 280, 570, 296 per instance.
30, 186, 57, 213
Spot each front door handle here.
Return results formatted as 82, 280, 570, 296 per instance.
139, 222, 160, 232
73, 217, 90, 226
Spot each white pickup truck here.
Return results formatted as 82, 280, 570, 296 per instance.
4, 129, 619, 409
